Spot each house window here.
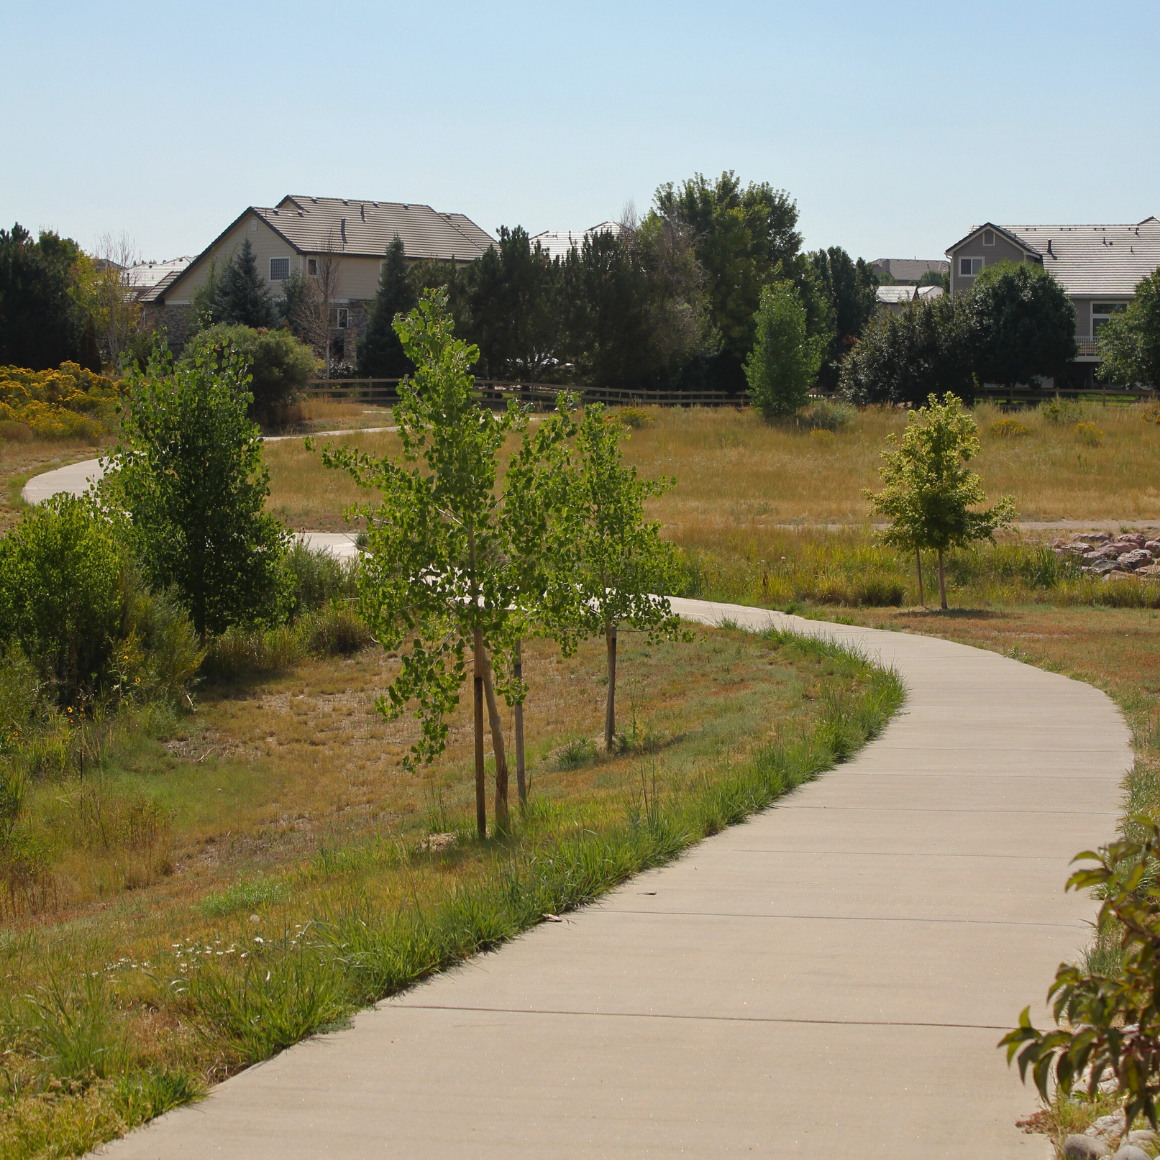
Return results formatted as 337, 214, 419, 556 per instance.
336, 307, 349, 329
983, 230, 995, 246
1092, 302, 1127, 334
307, 258, 318, 276
270, 257, 290, 281
959, 257, 984, 276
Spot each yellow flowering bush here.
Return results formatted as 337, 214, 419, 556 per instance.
0, 362, 126, 440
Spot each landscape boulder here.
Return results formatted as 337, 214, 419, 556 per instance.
1110, 1146, 1150, 1160
1119, 549, 1154, 570
1064, 1134, 1109, 1159
1113, 533, 1147, 550
1146, 540, 1160, 554
1138, 565, 1160, 578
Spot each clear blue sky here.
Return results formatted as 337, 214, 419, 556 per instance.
4, 0, 1158, 264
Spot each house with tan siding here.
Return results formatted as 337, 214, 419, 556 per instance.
143, 195, 495, 356
947, 218, 1160, 385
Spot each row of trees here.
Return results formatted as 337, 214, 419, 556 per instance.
0, 224, 147, 373
324, 289, 685, 835
354, 173, 880, 396
840, 261, 1080, 405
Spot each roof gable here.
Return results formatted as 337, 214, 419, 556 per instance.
946, 222, 1042, 257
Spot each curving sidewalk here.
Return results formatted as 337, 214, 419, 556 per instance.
82, 596, 1129, 1159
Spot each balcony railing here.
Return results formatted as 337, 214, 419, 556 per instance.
1075, 337, 1099, 356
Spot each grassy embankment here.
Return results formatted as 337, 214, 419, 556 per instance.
0, 620, 902, 1159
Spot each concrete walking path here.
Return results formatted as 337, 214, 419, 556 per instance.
93, 597, 1128, 1158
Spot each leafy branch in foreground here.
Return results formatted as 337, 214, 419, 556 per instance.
1001, 821, 1160, 1131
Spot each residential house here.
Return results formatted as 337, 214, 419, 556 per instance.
946, 218, 1160, 385
529, 221, 621, 261
875, 284, 944, 314
870, 258, 949, 285
143, 196, 496, 359
124, 257, 194, 300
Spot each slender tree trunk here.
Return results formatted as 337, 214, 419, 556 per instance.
937, 549, 948, 611
473, 628, 486, 839
513, 639, 526, 806
915, 547, 924, 608
604, 620, 618, 752
481, 655, 510, 832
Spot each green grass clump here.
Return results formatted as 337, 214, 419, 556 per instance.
201, 875, 287, 918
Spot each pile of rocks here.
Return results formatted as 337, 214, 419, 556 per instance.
1063, 1111, 1158, 1158
1051, 531, 1160, 580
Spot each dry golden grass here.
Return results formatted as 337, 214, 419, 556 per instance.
263, 401, 1160, 533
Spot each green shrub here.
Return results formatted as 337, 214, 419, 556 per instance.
286, 542, 358, 616
799, 399, 854, 431
303, 603, 369, 656
1041, 398, 1083, 424
989, 417, 1032, 438
0, 495, 123, 703
1075, 421, 1105, 446
614, 405, 653, 429
179, 324, 318, 424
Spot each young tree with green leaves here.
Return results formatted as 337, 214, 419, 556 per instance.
864, 393, 1016, 610
744, 281, 827, 420
549, 404, 686, 751
357, 235, 417, 378
1098, 268, 1160, 387
212, 239, 277, 329
100, 341, 291, 642
320, 289, 525, 836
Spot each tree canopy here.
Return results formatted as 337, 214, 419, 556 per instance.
101, 341, 291, 641
745, 281, 827, 419
967, 261, 1077, 387
0, 224, 91, 371
1098, 268, 1160, 387
840, 295, 975, 406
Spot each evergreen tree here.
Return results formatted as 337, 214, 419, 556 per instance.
212, 239, 277, 329
356, 236, 416, 377
0, 224, 83, 369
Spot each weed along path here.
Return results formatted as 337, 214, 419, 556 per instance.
90, 599, 1128, 1160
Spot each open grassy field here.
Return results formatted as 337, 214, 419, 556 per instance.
0, 624, 900, 1160
264, 399, 1160, 532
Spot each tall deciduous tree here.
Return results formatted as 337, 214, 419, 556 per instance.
864, 393, 1016, 610
744, 281, 827, 420
101, 341, 291, 641
968, 261, 1077, 387
551, 404, 686, 751
1098, 268, 1160, 387
212, 238, 277, 329
357, 235, 417, 378
653, 172, 802, 368
808, 247, 880, 392
320, 289, 524, 836
840, 295, 976, 406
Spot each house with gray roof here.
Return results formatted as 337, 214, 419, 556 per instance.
144, 195, 495, 355
875, 284, 943, 314
870, 258, 948, 285
529, 221, 621, 262
946, 218, 1160, 379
